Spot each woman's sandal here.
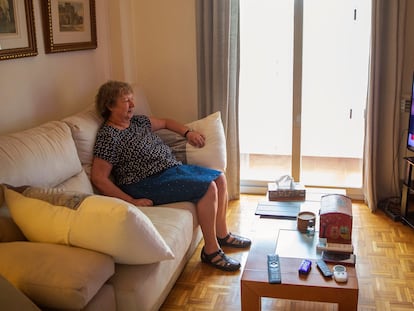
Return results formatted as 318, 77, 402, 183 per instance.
217, 232, 252, 248
200, 247, 241, 272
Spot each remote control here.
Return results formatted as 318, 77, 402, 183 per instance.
316, 259, 333, 277
267, 254, 281, 284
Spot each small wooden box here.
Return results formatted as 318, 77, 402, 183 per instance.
319, 194, 352, 244
268, 182, 306, 201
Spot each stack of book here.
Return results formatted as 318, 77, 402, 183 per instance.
316, 241, 356, 265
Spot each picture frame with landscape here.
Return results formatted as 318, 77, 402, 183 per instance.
41, 0, 97, 53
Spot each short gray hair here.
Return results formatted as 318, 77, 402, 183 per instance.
95, 81, 133, 120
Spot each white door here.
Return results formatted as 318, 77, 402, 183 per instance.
239, 0, 371, 192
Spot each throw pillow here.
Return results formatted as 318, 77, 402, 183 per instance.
70, 195, 175, 264
62, 107, 103, 167
0, 121, 82, 188
6, 188, 74, 244
22, 187, 91, 209
4, 188, 175, 264
156, 129, 187, 163
185, 111, 227, 172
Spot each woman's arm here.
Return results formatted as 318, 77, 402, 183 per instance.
150, 117, 205, 148
90, 157, 153, 206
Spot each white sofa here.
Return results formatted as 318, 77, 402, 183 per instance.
0, 103, 227, 311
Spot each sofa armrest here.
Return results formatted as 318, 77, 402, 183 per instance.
0, 274, 41, 311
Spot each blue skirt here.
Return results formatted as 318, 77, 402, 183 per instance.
120, 164, 222, 205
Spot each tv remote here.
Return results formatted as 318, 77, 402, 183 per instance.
267, 254, 281, 284
316, 259, 333, 277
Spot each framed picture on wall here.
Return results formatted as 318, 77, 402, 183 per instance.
0, 0, 37, 61
41, 0, 97, 53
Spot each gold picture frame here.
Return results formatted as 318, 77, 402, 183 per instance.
41, 0, 97, 53
0, 0, 37, 61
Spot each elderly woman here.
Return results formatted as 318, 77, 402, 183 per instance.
91, 80, 250, 271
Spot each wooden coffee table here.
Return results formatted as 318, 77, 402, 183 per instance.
240, 228, 359, 310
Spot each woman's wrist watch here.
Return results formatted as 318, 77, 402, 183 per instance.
184, 129, 192, 138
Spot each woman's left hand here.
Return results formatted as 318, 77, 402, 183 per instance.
186, 131, 205, 148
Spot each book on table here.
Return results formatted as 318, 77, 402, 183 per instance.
322, 251, 356, 266
255, 201, 302, 219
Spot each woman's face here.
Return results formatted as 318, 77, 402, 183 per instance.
110, 92, 135, 121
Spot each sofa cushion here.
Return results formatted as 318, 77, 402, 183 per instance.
156, 111, 227, 171
0, 121, 82, 188
108, 206, 194, 311
62, 107, 103, 167
0, 241, 114, 310
5, 188, 174, 264
155, 129, 187, 163
57, 169, 95, 193
139, 206, 193, 256
185, 111, 227, 171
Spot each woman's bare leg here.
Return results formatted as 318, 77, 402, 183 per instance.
214, 174, 229, 238
196, 181, 221, 254
197, 174, 250, 256
214, 173, 252, 248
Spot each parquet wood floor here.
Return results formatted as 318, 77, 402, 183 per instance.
160, 194, 414, 311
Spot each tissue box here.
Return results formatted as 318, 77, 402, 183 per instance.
319, 194, 352, 244
268, 182, 306, 201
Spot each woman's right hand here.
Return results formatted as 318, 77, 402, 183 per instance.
131, 198, 154, 206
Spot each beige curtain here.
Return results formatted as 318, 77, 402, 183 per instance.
364, 0, 407, 211
196, 0, 240, 200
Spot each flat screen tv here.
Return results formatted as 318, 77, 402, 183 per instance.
407, 73, 414, 152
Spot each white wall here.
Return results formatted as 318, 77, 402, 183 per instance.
132, 0, 198, 123
0, 0, 199, 135
0, 0, 116, 134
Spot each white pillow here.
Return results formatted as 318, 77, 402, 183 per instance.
185, 111, 227, 172
70, 195, 174, 264
62, 107, 103, 167
0, 121, 82, 188
5, 188, 174, 264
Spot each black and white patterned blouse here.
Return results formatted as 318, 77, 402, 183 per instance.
93, 115, 181, 185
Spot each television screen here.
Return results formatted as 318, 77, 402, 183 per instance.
408, 74, 414, 152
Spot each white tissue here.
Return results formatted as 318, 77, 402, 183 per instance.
275, 175, 294, 189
